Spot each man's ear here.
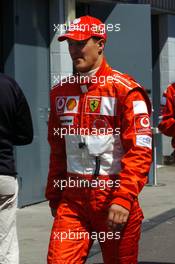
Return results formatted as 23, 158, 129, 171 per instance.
98, 39, 105, 49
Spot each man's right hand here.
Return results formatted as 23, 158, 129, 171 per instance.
51, 208, 57, 217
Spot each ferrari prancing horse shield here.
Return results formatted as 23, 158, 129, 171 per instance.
89, 99, 100, 112
85, 97, 101, 114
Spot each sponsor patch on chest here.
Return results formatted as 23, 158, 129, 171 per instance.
85, 96, 116, 116
60, 116, 74, 126
55, 96, 79, 114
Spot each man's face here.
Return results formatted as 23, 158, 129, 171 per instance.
67, 38, 104, 73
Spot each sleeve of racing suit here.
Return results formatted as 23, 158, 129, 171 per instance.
110, 89, 152, 211
45, 92, 67, 209
158, 84, 175, 137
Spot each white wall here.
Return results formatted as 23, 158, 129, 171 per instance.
49, 0, 74, 87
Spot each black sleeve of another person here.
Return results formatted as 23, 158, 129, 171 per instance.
0, 73, 33, 146
13, 84, 33, 145
12, 78, 33, 145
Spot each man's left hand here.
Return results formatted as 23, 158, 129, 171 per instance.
107, 204, 129, 231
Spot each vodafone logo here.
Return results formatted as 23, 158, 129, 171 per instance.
134, 115, 151, 134
140, 117, 150, 128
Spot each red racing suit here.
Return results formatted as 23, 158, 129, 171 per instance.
158, 83, 175, 149
45, 58, 152, 264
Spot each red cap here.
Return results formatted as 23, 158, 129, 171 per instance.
58, 15, 107, 42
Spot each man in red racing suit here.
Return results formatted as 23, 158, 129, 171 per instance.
158, 83, 175, 163
45, 15, 152, 264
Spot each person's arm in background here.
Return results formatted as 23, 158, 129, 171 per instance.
12, 83, 33, 145
158, 83, 175, 137
0, 74, 33, 145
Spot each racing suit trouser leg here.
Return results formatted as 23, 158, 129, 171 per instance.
47, 189, 93, 264
48, 187, 143, 264
97, 199, 143, 264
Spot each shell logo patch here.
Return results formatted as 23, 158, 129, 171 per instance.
56, 96, 79, 114
66, 98, 77, 111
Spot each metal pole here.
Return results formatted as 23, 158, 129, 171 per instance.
153, 130, 157, 185
147, 127, 164, 187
